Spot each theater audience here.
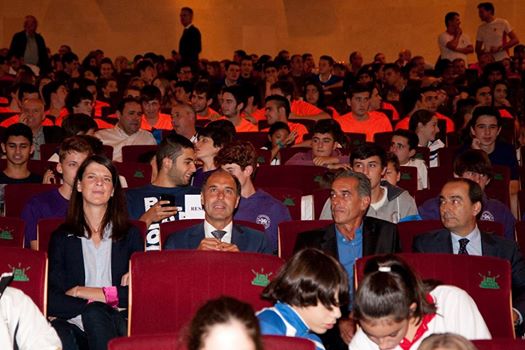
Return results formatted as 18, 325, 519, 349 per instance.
409, 109, 444, 167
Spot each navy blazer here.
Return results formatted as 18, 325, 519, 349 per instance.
294, 216, 401, 259
164, 222, 271, 254
47, 226, 144, 320
413, 228, 525, 323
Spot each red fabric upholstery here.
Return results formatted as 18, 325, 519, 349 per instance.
397, 220, 504, 252
473, 339, 525, 350
37, 218, 64, 252
0, 216, 25, 247
109, 333, 181, 350
114, 161, 152, 188
279, 147, 311, 164
39, 143, 60, 162
485, 165, 511, 207
4, 183, 59, 218
516, 222, 525, 256
254, 165, 327, 194
159, 219, 265, 250
236, 131, 270, 149
373, 131, 393, 150
129, 250, 284, 335
121, 145, 158, 163
264, 335, 316, 350
260, 187, 303, 220
255, 148, 272, 166
278, 220, 333, 260
0, 247, 47, 314
355, 253, 514, 338
398, 166, 418, 197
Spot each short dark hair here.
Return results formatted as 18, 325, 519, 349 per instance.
312, 119, 345, 145
445, 12, 459, 27
61, 52, 78, 65
409, 109, 436, 132
3, 123, 33, 144
270, 80, 295, 99
477, 2, 494, 14
187, 296, 262, 350
221, 85, 247, 110
65, 88, 93, 114
470, 106, 501, 127
42, 81, 66, 108
454, 149, 493, 179
181, 7, 193, 15
215, 141, 257, 172
386, 152, 400, 173
262, 248, 349, 309
225, 61, 240, 71
444, 178, 483, 208
393, 129, 418, 151
16, 83, 39, 101
354, 254, 437, 324
350, 144, 387, 168
347, 84, 372, 99
265, 95, 291, 118
192, 80, 212, 101
268, 121, 290, 136
199, 123, 235, 149
175, 80, 193, 94
62, 113, 98, 137
156, 133, 193, 170
141, 85, 161, 102
383, 63, 400, 73
58, 135, 94, 162
117, 96, 141, 114
136, 60, 154, 73
320, 55, 335, 66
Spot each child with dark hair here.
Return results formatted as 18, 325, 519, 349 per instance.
349, 254, 490, 350
257, 248, 349, 350
261, 121, 291, 165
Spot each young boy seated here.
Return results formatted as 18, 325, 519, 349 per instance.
383, 152, 401, 186
389, 129, 428, 189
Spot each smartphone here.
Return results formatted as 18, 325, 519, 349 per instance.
159, 194, 176, 207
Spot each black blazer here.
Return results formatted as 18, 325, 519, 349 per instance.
294, 216, 401, 259
47, 226, 144, 319
413, 228, 525, 323
179, 25, 201, 64
164, 222, 272, 254
9, 31, 50, 73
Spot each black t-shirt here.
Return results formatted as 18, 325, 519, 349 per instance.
0, 171, 43, 184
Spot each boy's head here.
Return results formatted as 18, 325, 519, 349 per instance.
384, 152, 401, 186
215, 141, 258, 186
2, 123, 34, 166
389, 129, 418, 165
311, 119, 344, 157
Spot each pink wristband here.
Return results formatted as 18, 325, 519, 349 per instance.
102, 287, 119, 308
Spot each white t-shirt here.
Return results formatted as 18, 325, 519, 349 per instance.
476, 18, 513, 61
438, 31, 472, 63
404, 158, 428, 190
349, 285, 491, 350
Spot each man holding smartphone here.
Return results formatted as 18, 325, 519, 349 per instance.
126, 133, 200, 250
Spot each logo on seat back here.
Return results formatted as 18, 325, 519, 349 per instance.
251, 268, 272, 287
8, 263, 30, 282
479, 271, 500, 289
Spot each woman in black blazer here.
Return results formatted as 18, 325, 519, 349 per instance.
48, 155, 143, 350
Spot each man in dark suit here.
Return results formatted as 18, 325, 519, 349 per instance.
178, 7, 202, 67
8, 15, 50, 74
294, 170, 400, 349
165, 169, 271, 254
413, 178, 525, 335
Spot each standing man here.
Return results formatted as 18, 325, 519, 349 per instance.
179, 7, 202, 67
475, 2, 519, 62
8, 15, 50, 74
438, 12, 474, 62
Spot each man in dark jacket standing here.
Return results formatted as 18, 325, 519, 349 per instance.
178, 7, 202, 67
9, 15, 50, 74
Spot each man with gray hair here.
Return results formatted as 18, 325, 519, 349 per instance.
294, 169, 401, 350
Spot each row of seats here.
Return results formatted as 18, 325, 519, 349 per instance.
0, 247, 516, 339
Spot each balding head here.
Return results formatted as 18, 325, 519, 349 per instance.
20, 98, 45, 131
171, 103, 196, 139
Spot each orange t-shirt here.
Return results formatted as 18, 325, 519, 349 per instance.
291, 100, 323, 117
141, 113, 173, 131
94, 100, 110, 118
334, 111, 393, 142
0, 97, 8, 105
0, 115, 55, 127
246, 108, 266, 122
382, 102, 400, 121
395, 112, 455, 132
499, 108, 513, 119
197, 107, 221, 120
234, 117, 258, 132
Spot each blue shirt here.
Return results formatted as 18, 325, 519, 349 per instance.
336, 224, 363, 306
257, 302, 325, 350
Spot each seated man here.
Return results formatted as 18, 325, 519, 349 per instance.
285, 118, 349, 168
419, 149, 515, 241
171, 103, 198, 143
220, 85, 258, 132
215, 140, 291, 253
413, 178, 525, 335
20, 136, 92, 249
389, 129, 428, 189
95, 96, 157, 162
320, 144, 420, 223
140, 85, 172, 143
191, 80, 221, 121
334, 84, 392, 142
294, 170, 400, 348
59, 88, 114, 129
126, 133, 200, 250
264, 94, 308, 144
270, 80, 331, 121
164, 169, 271, 254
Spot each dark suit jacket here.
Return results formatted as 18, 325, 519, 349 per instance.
413, 228, 525, 323
9, 30, 50, 73
47, 226, 144, 319
179, 25, 201, 64
164, 222, 271, 254
294, 217, 401, 259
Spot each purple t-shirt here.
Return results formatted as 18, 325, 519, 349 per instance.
234, 189, 291, 252
20, 188, 68, 247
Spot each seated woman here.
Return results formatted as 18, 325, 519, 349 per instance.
186, 296, 263, 350
257, 248, 349, 350
350, 255, 491, 350
48, 155, 144, 350
409, 109, 444, 168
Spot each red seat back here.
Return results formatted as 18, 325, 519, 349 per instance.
0, 247, 48, 314
278, 220, 333, 260
264, 335, 316, 350
129, 250, 284, 335
254, 165, 327, 194
398, 166, 418, 197
121, 145, 158, 163
115, 161, 152, 188
473, 339, 525, 350
355, 253, 514, 338
0, 216, 25, 247
260, 187, 303, 220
